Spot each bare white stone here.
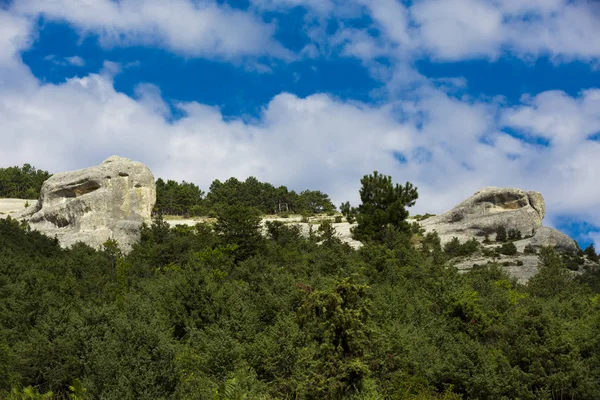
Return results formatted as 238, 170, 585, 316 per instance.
420, 187, 545, 244
15, 156, 155, 251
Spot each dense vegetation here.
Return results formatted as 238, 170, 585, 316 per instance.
2, 172, 600, 399
155, 176, 335, 217
0, 165, 334, 218
0, 164, 51, 199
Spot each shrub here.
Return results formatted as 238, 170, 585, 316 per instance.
562, 252, 585, 271
495, 226, 507, 242
524, 243, 537, 255
450, 213, 464, 223
516, 260, 524, 266
508, 229, 522, 241
444, 237, 462, 258
301, 211, 310, 223
334, 215, 343, 223
414, 213, 436, 221
584, 244, 599, 262
496, 242, 517, 256
444, 237, 479, 258
482, 248, 496, 257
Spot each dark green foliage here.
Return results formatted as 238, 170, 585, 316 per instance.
524, 243, 537, 254
584, 243, 599, 262
413, 213, 436, 221
205, 176, 335, 216
496, 241, 517, 256
2, 174, 600, 400
214, 205, 265, 262
508, 228, 522, 241
562, 251, 585, 271
340, 201, 355, 223
483, 234, 491, 244
297, 276, 373, 398
0, 164, 51, 199
155, 176, 336, 217
450, 213, 463, 223
495, 225, 507, 242
344, 171, 418, 242
154, 178, 205, 216
444, 237, 480, 258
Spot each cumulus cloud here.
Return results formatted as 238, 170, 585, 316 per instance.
316, 0, 600, 66
12, 0, 292, 60
1, 52, 600, 233
1, 4, 599, 239
503, 90, 600, 147
0, 11, 32, 65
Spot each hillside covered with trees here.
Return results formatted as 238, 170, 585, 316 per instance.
1, 172, 600, 399
154, 176, 335, 217
0, 164, 52, 199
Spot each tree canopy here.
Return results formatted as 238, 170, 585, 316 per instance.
342, 171, 418, 242
154, 175, 335, 217
1, 173, 600, 399
0, 164, 51, 199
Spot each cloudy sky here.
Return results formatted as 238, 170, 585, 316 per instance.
0, 0, 599, 247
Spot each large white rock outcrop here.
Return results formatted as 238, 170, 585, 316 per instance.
18, 156, 155, 251
420, 187, 545, 244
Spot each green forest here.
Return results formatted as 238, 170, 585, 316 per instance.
1, 171, 600, 399
0, 164, 335, 217
154, 176, 335, 216
0, 165, 52, 199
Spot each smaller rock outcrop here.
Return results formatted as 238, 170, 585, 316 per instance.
420, 187, 544, 244
417, 186, 583, 282
18, 156, 155, 251
529, 227, 578, 253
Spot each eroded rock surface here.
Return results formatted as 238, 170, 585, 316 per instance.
420, 187, 545, 244
417, 186, 583, 281
529, 227, 578, 253
17, 156, 155, 251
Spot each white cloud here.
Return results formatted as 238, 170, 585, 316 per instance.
327, 0, 600, 66
0, 11, 32, 65
65, 55, 85, 67
503, 90, 600, 148
411, 0, 504, 60
1, 44, 599, 233
1, 3, 599, 239
12, 0, 292, 60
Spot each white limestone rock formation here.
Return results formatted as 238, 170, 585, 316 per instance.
418, 186, 581, 282
420, 187, 545, 244
18, 156, 155, 251
528, 227, 578, 253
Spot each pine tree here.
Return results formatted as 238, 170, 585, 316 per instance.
347, 171, 418, 243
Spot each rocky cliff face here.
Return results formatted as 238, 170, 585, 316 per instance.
417, 186, 579, 282
418, 186, 577, 251
17, 156, 155, 251
420, 187, 545, 244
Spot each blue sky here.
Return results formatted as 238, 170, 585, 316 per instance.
0, 0, 599, 248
